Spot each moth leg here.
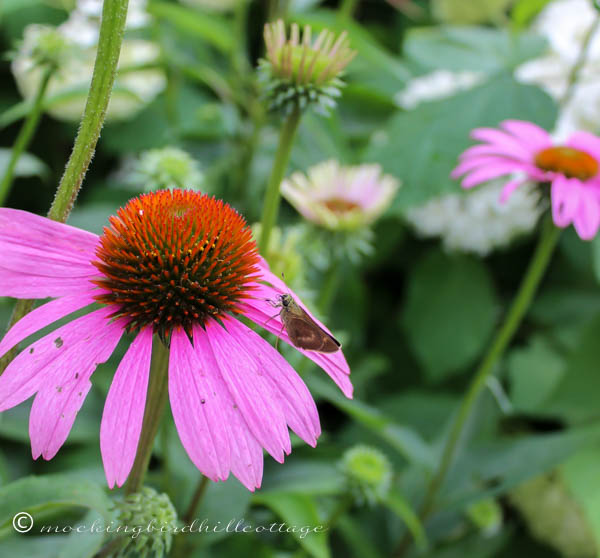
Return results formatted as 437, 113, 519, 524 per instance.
275, 320, 286, 352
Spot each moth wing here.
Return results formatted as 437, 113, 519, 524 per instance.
285, 315, 341, 353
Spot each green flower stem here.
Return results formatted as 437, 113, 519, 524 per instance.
561, 10, 600, 108
0, 0, 129, 376
125, 337, 170, 495
258, 105, 301, 254
339, 0, 360, 19
318, 258, 342, 316
0, 67, 53, 206
183, 475, 209, 524
49, 0, 129, 222
394, 217, 561, 557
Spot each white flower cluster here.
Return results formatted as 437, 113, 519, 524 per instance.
516, 0, 600, 137
12, 0, 165, 122
395, 69, 484, 109
405, 180, 544, 256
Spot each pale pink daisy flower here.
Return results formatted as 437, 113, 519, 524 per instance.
451, 119, 600, 240
0, 190, 352, 491
281, 160, 399, 231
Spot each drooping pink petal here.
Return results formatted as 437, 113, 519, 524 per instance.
451, 156, 510, 179
461, 162, 521, 189
0, 290, 97, 358
100, 327, 153, 489
205, 319, 291, 463
29, 314, 123, 460
500, 178, 527, 203
240, 296, 353, 398
192, 326, 264, 491
0, 307, 116, 412
224, 317, 321, 446
169, 327, 231, 482
0, 208, 99, 263
459, 144, 533, 164
470, 128, 538, 160
573, 188, 600, 240
500, 120, 552, 151
551, 177, 581, 228
243, 260, 353, 397
566, 131, 600, 166
0, 270, 94, 299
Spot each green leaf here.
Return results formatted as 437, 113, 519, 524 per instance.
401, 251, 498, 382
365, 74, 557, 210
306, 374, 435, 468
58, 510, 106, 558
511, 0, 554, 27
444, 422, 600, 509
507, 335, 565, 414
561, 447, 600, 551
148, 1, 233, 54
0, 149, 48, 180
0, 475, 113, 537
261, 460, 345, 495
404, 26, 546, 73
543, 314, 600, 423
383, 490, 428, 551
252, 492, 329, 558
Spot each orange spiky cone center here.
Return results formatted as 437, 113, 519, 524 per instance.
93, 190, 259, 338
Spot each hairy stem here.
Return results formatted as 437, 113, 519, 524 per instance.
0, 0, 129, 375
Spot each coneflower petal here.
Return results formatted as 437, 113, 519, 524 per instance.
0, 290, 96, 359
101, 327, 153, 489
169, 327, 231, 482
29, 312, 123, 460
205, 319, 291, 463
224, 317, 321, 446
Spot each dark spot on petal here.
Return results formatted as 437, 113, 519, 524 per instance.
54, 337, 63, 348
233, 404, 238, 409
75, 373, 79, 379
78, 392, 82, 397
29, 347, 34, 354
56, 386, 62, 393
200, 399, 205, 404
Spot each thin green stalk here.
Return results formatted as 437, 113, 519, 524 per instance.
0, 67, 52, 205
258, 105, 301, 254
183, 475, 209, 524
394, 218, 561, 557
0, 0, 129, 376
561, 9, 600, 108
318, 259, 341, 316
125, 337, 170, 495
339, 0, 360, 19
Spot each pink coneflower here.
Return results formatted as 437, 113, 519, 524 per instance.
451, 119, 600, 240
0, 190, 352, 490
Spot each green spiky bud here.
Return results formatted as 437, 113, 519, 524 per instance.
127, 147, 204, 192
259, 20, 356, 115
116, 487, 178, 558
341, 445, 393, 506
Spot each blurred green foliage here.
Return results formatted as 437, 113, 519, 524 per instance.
1, 1, 600, 557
